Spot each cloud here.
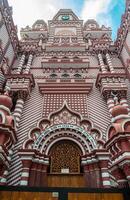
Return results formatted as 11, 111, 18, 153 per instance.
81, 0, 118, 27
8, 0, 64, 31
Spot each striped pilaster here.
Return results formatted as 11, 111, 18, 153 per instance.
13, 99, 24, 129
101, 170, 111, 188
107, 98, 115, 118
98, 157, 111, 188
0, 69, 5, 91
106, 53, 115, 73
0, 149, 13, 185
7, 86, 43, 185
16, 54, 25, 74
20, 168, 30, 186
0, 170, 9, 185
24, 54, 33, 74
98, 54, 107, 73
99, 160, 111, 188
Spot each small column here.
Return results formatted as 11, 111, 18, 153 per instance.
17, 54, 26, 74
0, 149, 13, 185
120, 98, 130, 114
107, 98, 115, 116
24, 54, 33, 74
38, 38, 43, 47
0, 69, 5, 91
98, 53, 107, 73
40, 165, 48, 187
99, 160, 111, 188
0, 170, 8, 185
20, 160, 32, 186
13, 98, 24, 129
106, 53, 115, 73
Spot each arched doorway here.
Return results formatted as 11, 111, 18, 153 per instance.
47, 140, 86, 187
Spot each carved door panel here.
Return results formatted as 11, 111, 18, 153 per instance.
49, 140, 82, 174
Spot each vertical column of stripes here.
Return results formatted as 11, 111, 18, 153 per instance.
120, 98, 130, 114
106, 53, 115, 73
98, 53, 107, 73
24, 54, 33, 74
0, 69, 5, 91
107, 98, 115, 118
0, 149, 13, 185
100, 160, 111, 188
101, 169, 111, 188
0, 170, 9, 185
20, 165, 30, 186
7, 85, 43, 185
13, 99, 24, 129
87, 87, 111, 138
16, 54, 25, 74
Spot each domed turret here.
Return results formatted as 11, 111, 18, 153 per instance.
111, 104, 128, 117
0, 93, 13, 109
111, 96, 128, 118
0, 86, 13, 109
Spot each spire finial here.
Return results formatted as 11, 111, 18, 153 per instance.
4, 84, 10, 96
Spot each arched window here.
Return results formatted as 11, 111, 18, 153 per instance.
62, 73, 70, 78
50, 73, 57, 78
49, 140, 82, 173
74, 73, 81, 78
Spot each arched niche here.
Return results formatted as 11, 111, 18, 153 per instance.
48, 140, 82, 174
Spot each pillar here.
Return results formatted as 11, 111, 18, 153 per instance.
0, 69, 5, 92
98, 53, 107, 73
106, 53, 115, 73
13, 98, 24, 129
40, 165, 48, 187
20, 160, 32, 186
24, 54, 33, 74
28, 162, 37, 186
0, 170, 8, 185
83, 165, 90, 187
17, 54, 26, 74
0, 149, 13, 185
99, 160, 111, 188
107, 97, 115, 118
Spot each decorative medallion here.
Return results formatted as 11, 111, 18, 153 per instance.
62, 15, 70, 21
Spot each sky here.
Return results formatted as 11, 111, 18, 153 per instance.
8, 0, 126, 40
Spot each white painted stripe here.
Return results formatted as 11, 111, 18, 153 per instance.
20, 180, 28, 186
102, 172, 110, 178
21, 172, 29, 177
0, 178, 6, 183
103, 181, 111, 186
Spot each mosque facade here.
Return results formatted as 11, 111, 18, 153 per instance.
0, 0, 130, 188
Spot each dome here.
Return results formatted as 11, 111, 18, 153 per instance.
111, 104, 128, 118
0, 94, 13, 109
84, 19, 99, 30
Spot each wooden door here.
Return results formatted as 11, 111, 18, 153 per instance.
68, 193, 124, 200
0, 191, 124, 200
0, 191, 58, 200
48, 174, 86, 187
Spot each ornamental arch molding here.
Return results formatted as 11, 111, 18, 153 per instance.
33, 124, 97, 155
22, 102, 105, 154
